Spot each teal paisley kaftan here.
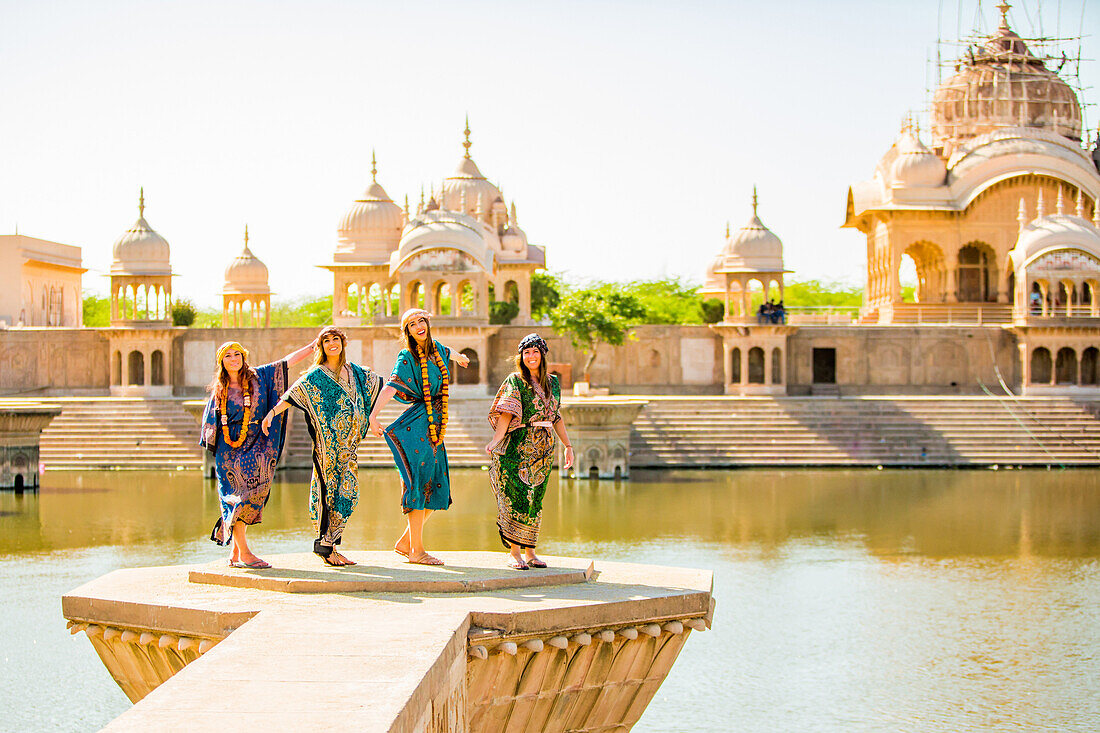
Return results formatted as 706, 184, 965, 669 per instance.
284, 362, 382, 556
383, 341, 454, 513
488, 373, 561, 548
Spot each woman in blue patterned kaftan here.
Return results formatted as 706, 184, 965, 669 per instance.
368, 308, 469, 567
200, 340, 314, 569
263, 326, 382, 566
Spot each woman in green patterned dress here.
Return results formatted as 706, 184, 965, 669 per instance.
485, 333, 573, 570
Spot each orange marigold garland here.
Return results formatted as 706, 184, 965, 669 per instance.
419, 345, 449, 445
219, 374, 252, 448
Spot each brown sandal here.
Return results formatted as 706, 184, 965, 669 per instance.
407, 552, 444, 566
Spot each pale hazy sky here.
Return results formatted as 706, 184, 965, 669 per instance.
1, 0, 1096, 307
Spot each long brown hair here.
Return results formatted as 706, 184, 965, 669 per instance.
512, 351, 550, 393
403, 320, 437, 358
314, 326, 347, 375
207, 351, 253, 400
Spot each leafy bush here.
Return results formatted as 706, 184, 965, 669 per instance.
489, 300, 520, 325
172, 299, 197, 326
700, 298, 724, 323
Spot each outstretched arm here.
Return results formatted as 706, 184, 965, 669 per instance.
368, 385, 398, 437
282, 343, 314, 368
261, 399, 292, 435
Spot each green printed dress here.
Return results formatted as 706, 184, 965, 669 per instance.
487, 373, 561, 548
284, 362, 382, 557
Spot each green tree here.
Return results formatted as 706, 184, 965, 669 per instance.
550, 286, 646, 383
531, 271, 562, 321
780, 279, 864, 308
269, 295, 334, 327
172, 299, 197, 326
621, 277, 704, 324
700, 298, 724, 324
489, 300, 519, 325
82, 292, 111, 327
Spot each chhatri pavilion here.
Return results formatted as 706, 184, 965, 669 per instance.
1, 5, 1100, 401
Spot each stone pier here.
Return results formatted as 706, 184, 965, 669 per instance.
0, 400, 63, 488
63, 551, 713, 732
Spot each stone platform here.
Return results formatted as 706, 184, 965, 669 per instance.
64, 551, 714, 732
189, 552, 595, 593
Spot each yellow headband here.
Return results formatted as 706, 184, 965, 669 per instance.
400, 308, 432, 333
215, 341, 249, 366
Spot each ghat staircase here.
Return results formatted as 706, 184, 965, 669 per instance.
31, 396, 1100, 470
629, 396, 1100, 467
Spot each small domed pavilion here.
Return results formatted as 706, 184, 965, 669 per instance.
222, 226, 271, 327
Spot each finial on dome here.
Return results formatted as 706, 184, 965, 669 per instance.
1035, 189, 1046, 220
370, 150, 378, 183
1056, 186, 1065, 215
462, 115, 472, 159
751, 186, 759, 217
996, 2, 1011, 29
726, 221, 730, 238
419, 186, 425, 213
509, 202, 517, 226
404, 195, 410, 217
1017, 198, 1028, 233
1076, 188, 1086, 218
139, 187, 145, 218
243, 224, 249, 251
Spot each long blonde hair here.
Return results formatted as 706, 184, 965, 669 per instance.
314, 326, 347, 375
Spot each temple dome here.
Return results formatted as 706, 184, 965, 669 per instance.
110, 190, 171, 275
223, 228, 270, 294
1010, 212, 1100, 271
440, 120, 502, 218
890, 130, 947, 187
931, 10, 1082, 152
336, 155, 405, 262
717, 191, 784, 273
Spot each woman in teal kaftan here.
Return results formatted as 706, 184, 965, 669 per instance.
368, 308, 469, 566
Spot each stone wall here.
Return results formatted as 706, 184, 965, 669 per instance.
489, 325, 725, 395
0, 328, 110, 395
786, 325, 1020, 394
0, 323, 1024, 397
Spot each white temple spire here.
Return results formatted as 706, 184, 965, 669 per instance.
1076, 188, 1086, 218
1035, 189, 1046, 220
1017, 197, 1028, 233
1056, 185, 1065, 215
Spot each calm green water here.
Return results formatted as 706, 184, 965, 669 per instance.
2, 468, 1100, 732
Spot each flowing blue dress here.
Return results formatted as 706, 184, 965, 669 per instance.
199, 360, 289, 546
383, 341, 454, 513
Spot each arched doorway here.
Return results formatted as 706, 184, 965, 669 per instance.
1055, 347, 1077, 384
957, 244, 996, 302
151, 350, 165, 386
128, 351, 145, 386
457, 348, 479, 384
1081, 347, 1099, 385
730, 348, 741, 383
1031, 347, 1052, 384
748, 347, 765, 384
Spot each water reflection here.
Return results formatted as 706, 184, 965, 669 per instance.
6, 469, 1100, 559
3, 468, 1099, 732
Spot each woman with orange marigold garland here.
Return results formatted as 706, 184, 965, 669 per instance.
200, 340, 313, 568
368, 309, 469, 566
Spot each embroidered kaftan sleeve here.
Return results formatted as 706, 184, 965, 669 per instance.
488, 373, 526, 433
349, 363, 384, 440
254, 360, 290, 453
199, 394, 218, 453
387, 350, 423, 405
